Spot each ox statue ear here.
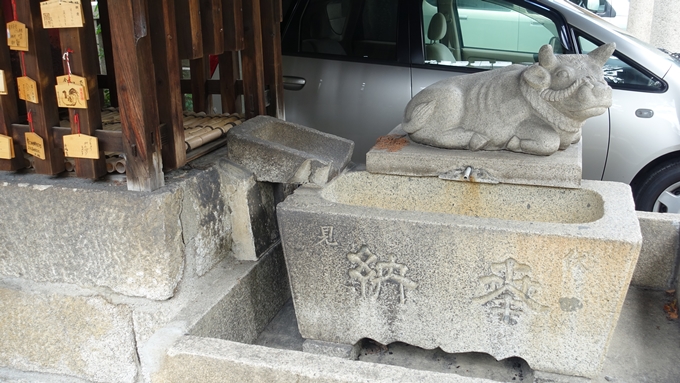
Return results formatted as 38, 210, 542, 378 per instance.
522, 64, 551, 90
538, 44, 558, 69
588, 42, 616, 67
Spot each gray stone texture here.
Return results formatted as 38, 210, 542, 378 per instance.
401, 44, 614, 156
628, 0, 680, 53
277, 171, 641, 379
302, 339, 361, 360
0, 287, 138, 383
227, 115, 354, 186
632, 211, 680, 289
367, 126, 582, 188
154, 336, 500, 383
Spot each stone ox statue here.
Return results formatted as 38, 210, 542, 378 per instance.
402, 43, 616, 155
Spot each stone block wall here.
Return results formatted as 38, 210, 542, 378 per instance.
0, 147, 284, 383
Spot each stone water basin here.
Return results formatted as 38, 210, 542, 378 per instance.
277, 170, 642, 380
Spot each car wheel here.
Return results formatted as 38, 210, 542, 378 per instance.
634, 161, 680, 213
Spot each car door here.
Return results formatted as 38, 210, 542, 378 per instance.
281, 0, 412, 163
409, 0, 611, 180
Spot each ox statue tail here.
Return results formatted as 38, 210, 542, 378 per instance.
402, 100, 435, 134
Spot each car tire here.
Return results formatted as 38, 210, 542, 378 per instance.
634, 160, 680, 213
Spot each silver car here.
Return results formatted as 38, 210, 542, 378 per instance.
281, 0, 680, 212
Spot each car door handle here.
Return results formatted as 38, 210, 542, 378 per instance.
283, 76, 306, 91
635, 109, 654, 118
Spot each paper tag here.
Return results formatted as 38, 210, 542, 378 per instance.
0, 134, 14, 159
41, 0, 84, 29
56, 74, 88, 100
25, 132, 46, 160
17, 76, 39, 104
63, 133, 99, 159
0, 70, 7, 95
6, 21, 28, 51
55, 83, 87, 109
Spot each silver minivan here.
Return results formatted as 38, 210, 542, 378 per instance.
281, 0, 680, 213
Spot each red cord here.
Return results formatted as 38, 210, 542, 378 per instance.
11, 0, 17, 21
74, 113, 80, 134
27, 111, 34, 133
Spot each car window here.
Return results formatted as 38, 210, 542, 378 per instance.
422, 0, 563, 69
578, 35, 664, 91
298, 0, 398, 61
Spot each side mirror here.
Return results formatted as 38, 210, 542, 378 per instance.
586, 0, 600, 11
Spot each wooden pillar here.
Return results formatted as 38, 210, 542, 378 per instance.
190, 57, 208, 113
260, 0, 284, 119
0, 5, 22, 171
17, 0, 64, 175
219, 51, 240, 114
175, 0, 203, 59
149, 0, 186, 171
241, 0, 266, 118
108, 0, 164, 191
59, 1, 107, 179
223, 0, 244, 52
97, 0, 118, 107
201, 0, 224, 55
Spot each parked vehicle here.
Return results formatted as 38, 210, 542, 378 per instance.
568, 0, 629, 29
280, 0, 680, 213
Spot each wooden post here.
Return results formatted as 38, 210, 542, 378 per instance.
59, 1, 107, 179
241, 0, 266, 118
201, 0, 224, 55
223, 0, 244, 51
108, 0, 164, 191
260, 0, 284, 119
0, 5, 22, 171
219, 51, 239, 114
190, 57, 208, 113
149, 0, 186, 171
97, 0, 118, 107
17, 0, 64, 175
175, 0, 203, 59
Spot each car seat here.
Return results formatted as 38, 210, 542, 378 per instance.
425, 13, 456, 62
301, 0, 349, 55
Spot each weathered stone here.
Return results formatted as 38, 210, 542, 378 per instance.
277, 171, 642, 379
402, 44, 614, 156
0, 287, 137, 383
302, 339, 360, 360
222, 161, 280, 261
0, 175, 184, 300
367, 126, 582, 188
632, 211, 680, 289
227, 116, 354, 186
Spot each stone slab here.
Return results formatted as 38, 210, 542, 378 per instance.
302, 339, 360, 360
227, 116, 354, 186
0, 288, 138, 383
277, 171, 641, 378
632, 211, 680, 289
366, 126, 582, 188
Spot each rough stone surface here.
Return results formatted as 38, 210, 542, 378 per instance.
222, 161, 280, 261
632, 211, 680, 289
302, 339, 360, 360
367, 126, 582, 188
227, 115, 354, 186
402, 44, 614, 156
277, 171, 642, 379
153, 336, 500, 383
0, 287, 138, 383
0, 175, 185, 300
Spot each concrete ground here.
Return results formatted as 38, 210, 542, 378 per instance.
255, 287, 680, 383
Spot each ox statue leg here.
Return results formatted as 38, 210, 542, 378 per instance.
506, 122, 560, 156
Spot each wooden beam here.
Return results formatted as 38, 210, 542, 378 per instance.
223, 0, 244, 51
260, 0, 284, 118
97, 0, 118, 107
0, 5, 22, 171
149, 0, 186, 171
17, 0, 64, 175
219, 51, 239, 114
59, 0, 107, 179
201, 0, 224, 55
108, 0, 164, 191
241, 0, 266, 118
175, 0, 203, 59
190, 57, 208, 113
